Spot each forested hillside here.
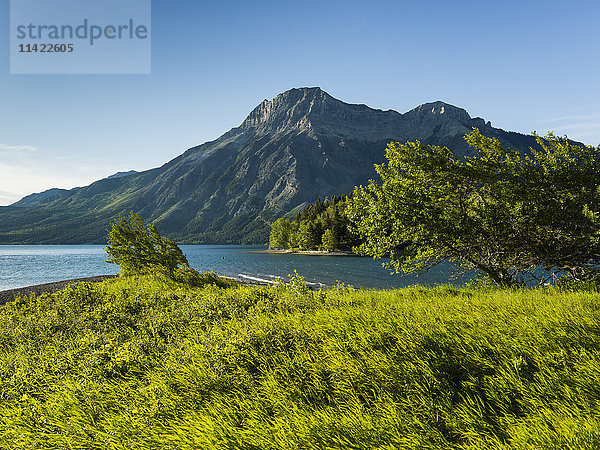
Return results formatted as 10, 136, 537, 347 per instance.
269, 196, 359, 251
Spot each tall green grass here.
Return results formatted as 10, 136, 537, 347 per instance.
0, 275, 599, 449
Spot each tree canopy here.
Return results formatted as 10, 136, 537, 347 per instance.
345, 129, 600, 285
269, 196, 360, 251
105, 211, 190, 277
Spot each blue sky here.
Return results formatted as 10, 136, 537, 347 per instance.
1, 0, 599, 205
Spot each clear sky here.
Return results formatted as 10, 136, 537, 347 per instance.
1, 0, 599, 205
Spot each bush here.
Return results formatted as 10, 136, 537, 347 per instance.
105, 211, 190, 277
173, 266, 235, 288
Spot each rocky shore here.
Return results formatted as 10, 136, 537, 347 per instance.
0, 275, 117, 306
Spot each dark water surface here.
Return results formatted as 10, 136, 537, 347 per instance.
0, 245, 468, 291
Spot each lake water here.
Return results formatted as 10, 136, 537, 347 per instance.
0, 245, 470, 291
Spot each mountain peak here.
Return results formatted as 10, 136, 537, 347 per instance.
106, 170, 137, 180
239, 87, 404, 138
271, 87, 331, 105
241, 87, 333, 130
277, 86, 329, 101
409, 101, 471, 123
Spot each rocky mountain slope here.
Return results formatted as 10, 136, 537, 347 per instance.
0, 87, 540, 244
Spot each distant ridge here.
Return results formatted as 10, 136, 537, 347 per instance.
11, 170, 138, 208
106, 170, 138, 179
11, 188, 72, 208
0, 87, 540, 244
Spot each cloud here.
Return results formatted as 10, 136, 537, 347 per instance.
534, 112, 600, 146
0, 190, 21, 205
0, 153, 120, 206
0, 143, 37, 153
536, 113, 600, 124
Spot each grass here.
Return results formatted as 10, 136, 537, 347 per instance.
0, 274, 599, 449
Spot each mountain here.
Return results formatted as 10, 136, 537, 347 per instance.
106, 170, 138, 179
0, 87, 541, 244
10, 188, 73, 208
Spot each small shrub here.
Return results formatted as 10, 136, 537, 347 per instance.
106, 211, 190, 277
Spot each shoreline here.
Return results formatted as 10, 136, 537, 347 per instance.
0, 275, 118, 306
249, 249, 359, 256
0, 272, 302, 307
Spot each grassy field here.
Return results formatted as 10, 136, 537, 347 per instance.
0, 274, 599, 449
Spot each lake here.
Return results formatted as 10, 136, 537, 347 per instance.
0, 245, 471, 291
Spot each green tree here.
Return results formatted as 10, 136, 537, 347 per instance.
286, 222, 299, 249
268, 196, 360, 251
321, 228, 338, 252
269, 217, 291, 249
346, 129, 600, 286
298, 221, 320, 250
105, 211, 190, 277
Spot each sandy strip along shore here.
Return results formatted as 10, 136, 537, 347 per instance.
0, 275, 118, 306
